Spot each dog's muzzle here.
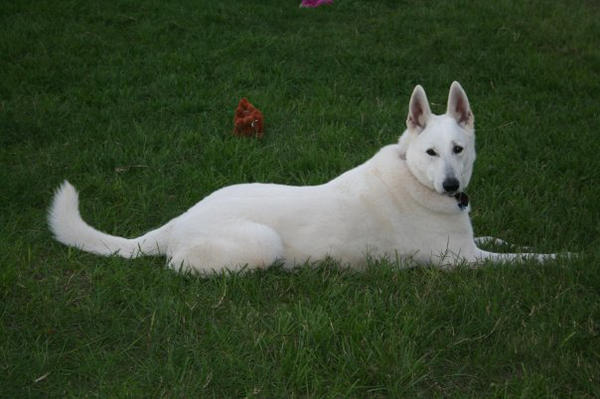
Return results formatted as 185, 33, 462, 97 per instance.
442, 177, 460, 194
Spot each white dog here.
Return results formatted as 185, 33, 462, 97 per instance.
49, 82, 560, 273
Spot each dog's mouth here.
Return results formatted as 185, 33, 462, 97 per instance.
437, 187, 469, 210
453, 192, 469, 210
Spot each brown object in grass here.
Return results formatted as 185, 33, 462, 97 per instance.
233, 98, 264, 138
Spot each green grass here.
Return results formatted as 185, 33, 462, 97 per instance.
2, 0, 599, 397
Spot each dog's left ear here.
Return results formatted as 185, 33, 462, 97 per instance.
447, 81, 474, 130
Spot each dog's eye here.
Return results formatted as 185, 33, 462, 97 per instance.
426, 149, 438, 157
453, 145, 463, 154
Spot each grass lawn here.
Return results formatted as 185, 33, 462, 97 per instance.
2, 0, 599, 397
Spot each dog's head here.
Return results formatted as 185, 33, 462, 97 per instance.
398, 81, 476, 196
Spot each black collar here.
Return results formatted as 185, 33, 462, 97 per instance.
454, 192, 469, 210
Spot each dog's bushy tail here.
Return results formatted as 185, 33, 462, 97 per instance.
48, 181, 165, 258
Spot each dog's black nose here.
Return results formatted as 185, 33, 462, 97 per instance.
443, 178, 460, 193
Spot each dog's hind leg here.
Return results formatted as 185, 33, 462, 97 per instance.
168, 222, 285, 275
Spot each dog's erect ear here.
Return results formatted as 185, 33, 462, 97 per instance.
406, 85, 431, 133
447, 81, 474, 130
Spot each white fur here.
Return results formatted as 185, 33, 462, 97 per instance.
48, 82, 561, 274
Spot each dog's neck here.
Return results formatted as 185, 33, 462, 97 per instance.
371, 145, 469, 215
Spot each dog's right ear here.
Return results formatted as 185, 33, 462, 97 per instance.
406, 85, 431, 133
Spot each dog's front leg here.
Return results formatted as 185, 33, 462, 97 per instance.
474, 236, 510, 247
473, 248, 558, 264
474, 236, 536, 251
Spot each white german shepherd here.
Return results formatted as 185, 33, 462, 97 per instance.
49, 82, 560, 273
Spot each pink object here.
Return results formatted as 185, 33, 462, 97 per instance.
300, 0, 333, 8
